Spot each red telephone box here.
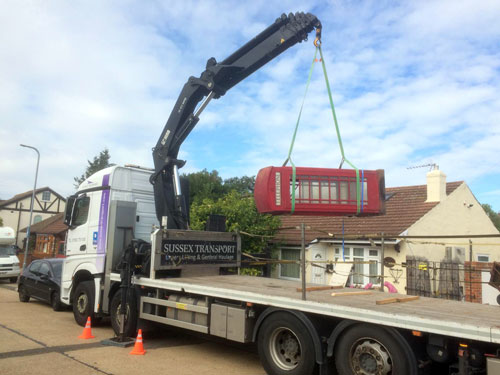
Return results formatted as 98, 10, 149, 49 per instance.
254, 166, 385, 216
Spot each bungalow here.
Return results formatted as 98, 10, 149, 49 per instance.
273, 169, 500, 299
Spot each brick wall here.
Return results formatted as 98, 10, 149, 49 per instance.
464, 261, 493, 304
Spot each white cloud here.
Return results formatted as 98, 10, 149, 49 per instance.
0, 0, 499, 212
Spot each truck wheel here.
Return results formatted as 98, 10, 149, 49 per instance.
334, 324, 417, 375
257, 312, 316, 375
18, 284, 30, 302
51, 291, 63, 311
10, 277, 18, 283
110, 289, 137, 337
72, 281, 95, 326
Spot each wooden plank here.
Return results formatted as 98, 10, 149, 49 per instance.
296, 285, 343, 292
331, 291, 373, 297
376, 296, 420, 305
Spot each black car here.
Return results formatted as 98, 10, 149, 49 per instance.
18, 258, 65, 311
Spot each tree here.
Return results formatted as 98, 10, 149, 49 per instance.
0, 217, 3, 227
74, 149, 114, 188
223, 176, 256, 195
482, 204, 500, 231
184, 169, 225, 205
190, 191, 281, 254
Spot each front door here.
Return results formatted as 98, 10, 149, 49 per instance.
311, 247, 326, 285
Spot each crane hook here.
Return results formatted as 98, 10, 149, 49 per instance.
314, 27, 322, 47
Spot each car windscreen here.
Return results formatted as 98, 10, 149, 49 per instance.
51, 262, 63, 279
0, 245, 17, 256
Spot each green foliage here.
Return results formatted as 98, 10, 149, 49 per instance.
184, 170, 256, 204
185, 169, 225, 204
74, 148, 114, 188
0, 217, 3, 226
190, 190, 281, 253
223, 176, 255, 195
482, 204, 500, 231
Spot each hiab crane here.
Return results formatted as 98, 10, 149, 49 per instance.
150, 12, 323, 230
60, 12, 500, 375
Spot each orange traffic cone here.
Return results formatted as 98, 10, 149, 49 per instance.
78, 317, 95, 339
129, 329, 146, 355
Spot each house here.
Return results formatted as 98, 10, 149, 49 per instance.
20, 212, 67, 262
0, 187, 66, 248
273, 169, 500, 299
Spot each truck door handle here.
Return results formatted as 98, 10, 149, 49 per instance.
80, 245, 86, 251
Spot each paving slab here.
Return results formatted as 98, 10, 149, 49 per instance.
0, 352, 108, 375
70, 340, 264, 375
0, 326, 43, 353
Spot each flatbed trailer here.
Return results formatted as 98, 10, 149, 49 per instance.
113, 273, 500, 346
105, 271, 500, 375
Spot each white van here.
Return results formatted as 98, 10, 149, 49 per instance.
0, 227, 21, 283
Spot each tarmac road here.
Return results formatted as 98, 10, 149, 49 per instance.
0, 281, 265, 375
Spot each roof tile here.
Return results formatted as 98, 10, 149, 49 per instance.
276, 181, 463, 244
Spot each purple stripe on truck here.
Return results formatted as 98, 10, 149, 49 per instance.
97, 174, 110, 257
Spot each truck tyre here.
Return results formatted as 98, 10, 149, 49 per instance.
72, 281, 95, 326
110, 289, 138, 337
51, 291, 63, 311
18, 284, 30, 302
257, 312, 316, 375
334, 324, 417, 375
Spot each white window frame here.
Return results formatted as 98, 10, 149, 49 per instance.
41, 191, 51, 202
279, 246, 301, 281
477, 254, 490, 262
334, 246, 381, 286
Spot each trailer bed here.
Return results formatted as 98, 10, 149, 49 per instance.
119, 274, 500, 344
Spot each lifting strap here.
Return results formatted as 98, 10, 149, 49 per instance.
284, 45, 362, 214
283, 47, 318, 213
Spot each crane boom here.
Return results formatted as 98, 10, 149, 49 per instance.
151, 12, 321, 229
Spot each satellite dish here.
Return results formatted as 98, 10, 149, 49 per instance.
383, 257, 396, 268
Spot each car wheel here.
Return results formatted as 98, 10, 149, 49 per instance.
110, 289, 138, 337
18, 285, 30, 302
51, 291, 63, 311
72, 281, 95, 326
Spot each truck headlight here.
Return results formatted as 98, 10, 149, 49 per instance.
13, 262, 19, 267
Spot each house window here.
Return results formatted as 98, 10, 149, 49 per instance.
334, 246, 381, 286
477, 254, 490, 262
36, 234, 52, 254
33, 215, 42, 224
280, 247, 300, 280
42, 191, 51, 202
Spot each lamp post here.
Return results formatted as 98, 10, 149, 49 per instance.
20, 144, 40, 270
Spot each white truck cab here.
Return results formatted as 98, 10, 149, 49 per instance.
61, 165, 158, 323
0, 226, 21, 283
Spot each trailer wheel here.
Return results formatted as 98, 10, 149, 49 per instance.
72, 281, 95, 326
110, 289, 137, 337
334, 324, 417, 375
257, 312, 316, 375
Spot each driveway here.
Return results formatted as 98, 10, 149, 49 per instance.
0, 281, 265, 375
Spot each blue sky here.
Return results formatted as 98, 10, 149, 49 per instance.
0, 0, 499, 212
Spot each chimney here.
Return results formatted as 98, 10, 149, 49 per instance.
426, 167, 447, 202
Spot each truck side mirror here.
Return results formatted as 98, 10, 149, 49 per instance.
64, 196, 76, 226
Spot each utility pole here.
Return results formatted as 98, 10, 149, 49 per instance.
20, 144, 40, 270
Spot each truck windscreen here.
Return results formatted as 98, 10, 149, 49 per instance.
0, 245, 17, 256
